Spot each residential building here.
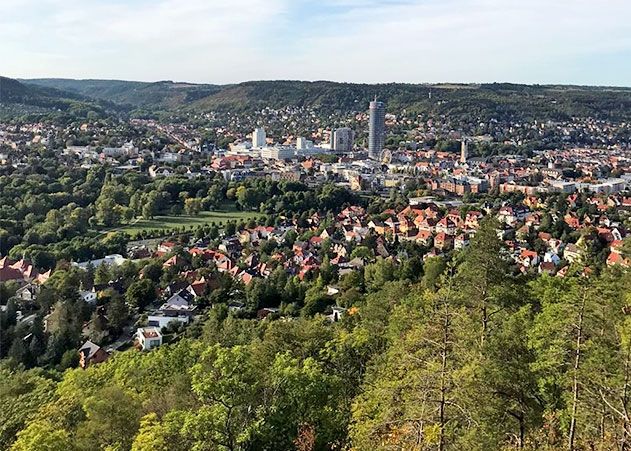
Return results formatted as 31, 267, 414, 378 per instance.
333, 127, 354, 152
147, 288, 196, 329
0, 257, 39, 283
80, 287, 97, 304
78, 340, 109, 369
73, 254, 127, 270
147, 312, 190, 329
136, 327, 163, 351
252, 127, 266, 148
296, 137, 313, 150
16, 283, 40, 302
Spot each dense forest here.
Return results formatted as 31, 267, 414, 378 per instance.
0, 77, 119, 122
3, 217, 631, 450
24, 79, 222, 109
14, 77, 631, 123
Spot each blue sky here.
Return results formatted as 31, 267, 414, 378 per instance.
2, 0, 630, 86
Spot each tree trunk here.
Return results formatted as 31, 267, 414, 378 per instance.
480, 284, 488, 347
620, 339, 631, 451
481, 303, 488, 347
519, 414, 525, 449
600, 403, 605, 444
569, 292, 586, 451
439, 295, 451, 451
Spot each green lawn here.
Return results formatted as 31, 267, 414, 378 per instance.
113, 208, 262, 235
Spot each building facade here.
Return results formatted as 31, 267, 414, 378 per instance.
333, 127, 354, 152
296, 137, 313, 150
136, 327, 163, 351
261, 146, 295, 160
368, 99, 385, 159
252, 127, 266, 148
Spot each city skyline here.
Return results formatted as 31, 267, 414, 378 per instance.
2, 0, 631, 87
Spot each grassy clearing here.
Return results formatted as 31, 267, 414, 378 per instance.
112, 208, 262, 235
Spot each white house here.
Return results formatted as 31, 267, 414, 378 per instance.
147, 312, 190, 329
146, 289, 196, 330
327, 307, 346, 322
160, 290, 197, 315
73, 254, 127, 270
136, 327, 163, 351
16, 283, 40, 302
543, 252, 561, 266
80, 288, 97, 304
148, 165, 174, 178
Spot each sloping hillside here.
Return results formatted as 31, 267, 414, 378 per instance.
25, 78, 221, 108
0, 76, 84, 107
0, 76, 110, 119
20, 78, 631, 122
189, 80, 631, 122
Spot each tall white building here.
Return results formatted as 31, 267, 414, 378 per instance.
368, 99, 385, 159
252, 127, 266, 148
333, 127, 354, 152
296, 137, 313, 150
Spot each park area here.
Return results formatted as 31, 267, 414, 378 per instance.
111, 207, 262, 236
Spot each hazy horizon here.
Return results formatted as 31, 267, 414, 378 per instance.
2, 0, 631, 87
10, 77, 631, 90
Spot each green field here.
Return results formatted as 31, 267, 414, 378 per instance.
112, 208, 262, 235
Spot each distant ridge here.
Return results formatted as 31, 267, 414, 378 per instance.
6, 77, 631, 122
0, 76, 84, 105
24, 78, 221, 108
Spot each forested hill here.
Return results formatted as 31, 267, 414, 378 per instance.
0, 77, 112, 120
23, 78, 631, 122
24, 78, 222, 109
188, 80, 631, 122
0, 77, 84, 109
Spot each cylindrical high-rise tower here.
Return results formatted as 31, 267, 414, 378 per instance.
368, 99, 385, 159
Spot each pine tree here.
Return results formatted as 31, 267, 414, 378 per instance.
351, 278, 477, 450
473, 307, 543, 449
455, 216, 512, 345
529, 272, 614, 449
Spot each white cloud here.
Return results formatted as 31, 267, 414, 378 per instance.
1, 0, 289, 82
1, 0, 630, 85
280, 0, 631, 84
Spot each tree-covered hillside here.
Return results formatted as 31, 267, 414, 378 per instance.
0, 77, 112, 121
3, 218, 631, 450
24, 78, 222, 109
190, 80, 631, 122
22, 78, 631, 123
0, 77, 83, 106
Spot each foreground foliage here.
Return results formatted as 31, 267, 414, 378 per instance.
3, 221, 631, 451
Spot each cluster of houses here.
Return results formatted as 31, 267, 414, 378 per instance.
4, 189, 631, 369
0, 257, 51, 319
0, 256, 50, 285
79, 326, 163, 369
123, 192, 631, 319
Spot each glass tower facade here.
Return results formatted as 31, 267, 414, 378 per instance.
368, 99, 385, 159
